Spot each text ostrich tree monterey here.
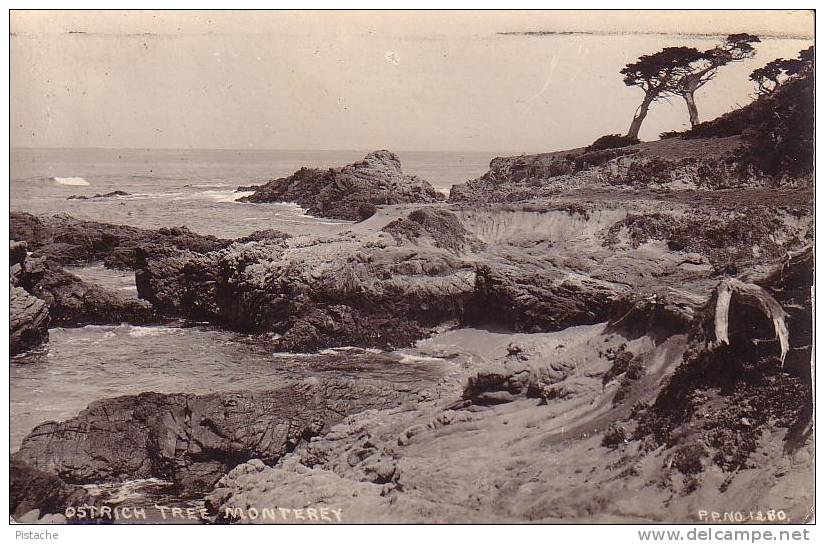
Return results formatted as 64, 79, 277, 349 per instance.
621, 47, 704, 139
672, 34, 760, 127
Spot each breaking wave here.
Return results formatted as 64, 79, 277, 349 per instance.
52, 176, 90, 186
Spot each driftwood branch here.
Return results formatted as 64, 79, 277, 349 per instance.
713, 278, 790, 366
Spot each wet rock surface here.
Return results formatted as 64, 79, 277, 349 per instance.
135, 233, 477, 351
67, 190, 131, 200
10, 460, 97, 521
15, 256, 156, 327
239, 151, 445, 220
13, 378, 420, 494
10, 212, 233, 269
10, 286, 50, 355
11, 240, 50, 355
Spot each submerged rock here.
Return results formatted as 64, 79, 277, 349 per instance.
239, 150, 445, 220
67, 190, 130, 200
13, 378, 418, 494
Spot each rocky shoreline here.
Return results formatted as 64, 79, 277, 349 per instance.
9, 94, 814, 523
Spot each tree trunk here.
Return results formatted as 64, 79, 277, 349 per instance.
683, 91, 700, 127
627, 93, 655, 139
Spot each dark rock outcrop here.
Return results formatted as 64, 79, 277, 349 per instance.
233, 229, 291, 244
10, 460, 97, 520
135, 239, 476, 351
239, 151, 445, 220
467, 263, 624, 333
10, 212, 233, 269
13, 378, 418, 494
11, 240, 50, 355
10, 240, 28, 266
10, 286, 50, 355
16, 257, 155, 327
67, 190, 130, 200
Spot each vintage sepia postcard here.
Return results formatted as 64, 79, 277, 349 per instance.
7, 8, 815, 535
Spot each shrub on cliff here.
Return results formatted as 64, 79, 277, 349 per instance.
656, 67, 813, 180
586, 134, 640, 152
736, 72, 813, 178
383, 208, 480, 253
357, 202, 377, 221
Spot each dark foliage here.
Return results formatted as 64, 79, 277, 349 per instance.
357, 202, 378, 221
657, 62, 813, 179
586, 134, 640, 152
738, 73, 814, 177
601, 423, 628, 449
672, 444, 707, 475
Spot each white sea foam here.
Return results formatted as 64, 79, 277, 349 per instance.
185, 182, 231, 188
127, 326, 182, 338
317, 346, 370, 355
271, 352, 315, 358
52, 176, 90, 186
82, 478, 173, 503
128, 191, 185, 200
176, 189, 255, 203
211, 190, 254, 202
396, 353, 445, 364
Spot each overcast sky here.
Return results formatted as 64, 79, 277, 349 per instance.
11, 10, 814, 152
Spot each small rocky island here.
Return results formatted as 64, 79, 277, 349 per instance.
10, 64, 814, 524
238, 150, 445, 220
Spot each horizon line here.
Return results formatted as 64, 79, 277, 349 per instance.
498, 30, 814, 40
10, 146, 543, 155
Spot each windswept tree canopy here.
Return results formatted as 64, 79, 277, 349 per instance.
621, 35, 762, 137
621, 46, 705, 93
621, 47, 706, 138
672, 34, 760, 90
706, 33, 761, 66
750, 46, 815, 95
664, 34, 760, 127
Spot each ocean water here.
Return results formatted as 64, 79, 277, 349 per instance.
11, 147, 496, 237
10, 322, 453, 450
10, 148, 492, 515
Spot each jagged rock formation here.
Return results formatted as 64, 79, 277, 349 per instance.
10, 240, 27, 266
200, 248, 813, 522
11, 240, 50, 355
10, 460, 97, 521
132, 189, 810, 352
13, 378, 419, 494
10, 286, 49, 356
14, 256, 156, 327
239, 151, 445, 220
10, 212, 233, 269
135, 233, 476, 351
